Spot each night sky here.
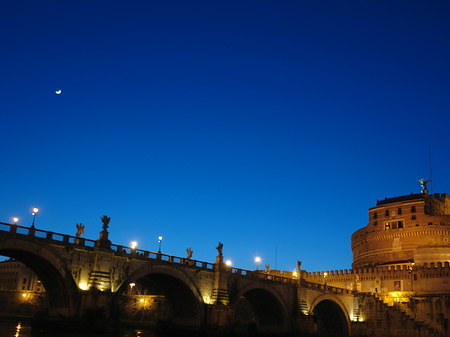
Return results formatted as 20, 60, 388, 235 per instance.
1, 1, 449, 272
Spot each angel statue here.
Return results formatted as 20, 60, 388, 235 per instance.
76, 223, 85, 238
101, 215, 110, 231
418, 178, 431, 193
216, 242, 223, 257
186, 247, 193, 259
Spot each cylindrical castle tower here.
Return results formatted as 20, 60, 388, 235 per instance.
351, 192, 450, 268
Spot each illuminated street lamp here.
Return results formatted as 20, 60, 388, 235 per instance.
31, 208, 38, 228
226, 260, 232, 267
13, 217, 19, 225
131, 241, 137, 249
323, 272, 328, 285
129, 282, 135, 295
158, 235, 163, 253
255, 256, 261, 271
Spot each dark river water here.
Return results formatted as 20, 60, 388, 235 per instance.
0, 319, 156, 337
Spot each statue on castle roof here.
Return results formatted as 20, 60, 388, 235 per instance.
418, 178, 431, 193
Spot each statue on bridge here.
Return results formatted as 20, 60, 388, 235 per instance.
297, 260, 302, 273
186, 247, 193, 259
76, 223, 85, 237
96, 215, 111, 248
101, 215, 110, 231
216, 242, 223, 257
265, 264, 270, 273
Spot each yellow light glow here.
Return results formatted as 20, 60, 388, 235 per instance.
293, 271, 298, 277
129, 283, 136, 288
158, 235, 163, 241
33, 207, 39, 213
226, 260, 232, 267
203, 296, 211, 304
140, 298, 144, 303
324, 272, 328, 277
13, 217, 19, 224
79, 283, 88, 290
131, 241, 137, 249
255, 256, 261, 263
15, 323, 21, 337
22, 293, 27, 298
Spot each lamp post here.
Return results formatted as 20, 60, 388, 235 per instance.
255, 256, 261, 271
226, 260, 232, 267
13, 217, 19, 225
131, 241, 137, 249
31, 208, 38, 228
158, 235, 163, 253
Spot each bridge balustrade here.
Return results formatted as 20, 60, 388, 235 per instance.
0, 222, 97, 248
1, 222, 307, 285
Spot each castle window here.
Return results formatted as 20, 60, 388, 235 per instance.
428, 222, 433, 226
374, 212, 378, 219
398, 208, 402, 215
392, 221, 397, 229
374, 221, 378, 226
385, 210, 389, 216
398, 221, 403, 229
412, 215, 416, 220
411, 206, 416, 213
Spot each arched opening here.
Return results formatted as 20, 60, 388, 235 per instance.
313, 300, 349, 337
115, 272, 202, 329
0, 249, 74, 318
233, 287, 286, 333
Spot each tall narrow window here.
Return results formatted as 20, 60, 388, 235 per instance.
398, 208, 402, 215
398, 221, 403, 229
374, 212, 378, 219
385, 210, 389, 216
411, 206, 416, 213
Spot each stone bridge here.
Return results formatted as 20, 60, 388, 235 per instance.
0, 221, 439, 336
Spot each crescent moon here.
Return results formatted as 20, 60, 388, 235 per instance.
55, 90, 61, 94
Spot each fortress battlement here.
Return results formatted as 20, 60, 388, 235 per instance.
305, 261, 450, 279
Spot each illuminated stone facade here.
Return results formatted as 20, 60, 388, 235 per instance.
352, 192, 450, 268
303, 190, 450, 335
0, 259, 43, 292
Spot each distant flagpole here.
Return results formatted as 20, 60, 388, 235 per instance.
275, 246, 278, 270
429, 149, 434, 195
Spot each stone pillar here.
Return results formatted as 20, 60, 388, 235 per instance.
211, 253, 229, 305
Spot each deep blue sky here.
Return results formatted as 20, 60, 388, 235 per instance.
1, 0, 449, 272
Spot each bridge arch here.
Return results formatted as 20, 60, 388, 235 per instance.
114, 263, 204, 328
0, 238, 79, 317
310, 294, 350, 337
230, 281, 290, 333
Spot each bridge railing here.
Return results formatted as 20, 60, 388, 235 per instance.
227, 267, 297, 284
109, 243, 215, 270
0, 222, 98, 248
0, 222, 216, 270
0, 222, 302, 281
301, 279, 355, 295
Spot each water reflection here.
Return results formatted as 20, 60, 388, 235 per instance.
0, 320, 155, 337
15, 323, 21, 337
